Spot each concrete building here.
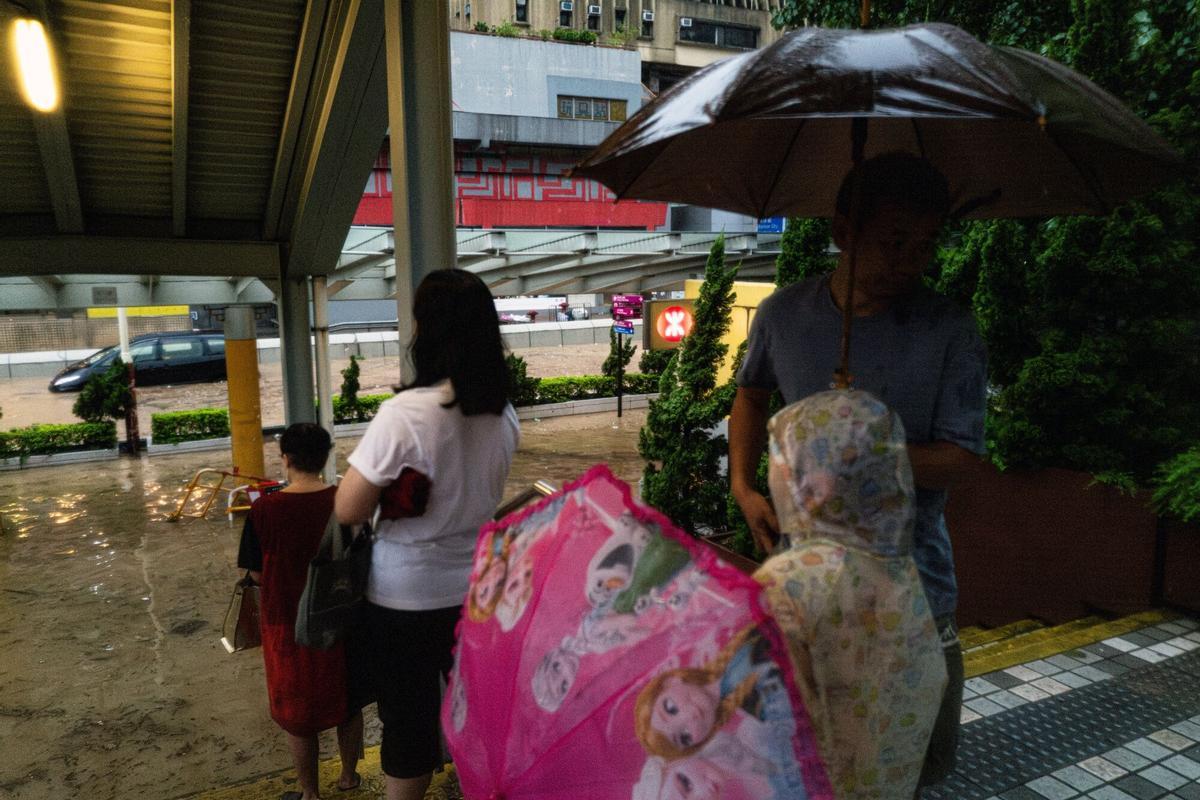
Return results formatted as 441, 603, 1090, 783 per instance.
448, 0, 785, 92
355, 29, 668, 230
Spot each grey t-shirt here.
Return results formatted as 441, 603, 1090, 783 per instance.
737, 275, 987, 618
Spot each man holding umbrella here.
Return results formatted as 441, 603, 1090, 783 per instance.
729, 152, 988, 789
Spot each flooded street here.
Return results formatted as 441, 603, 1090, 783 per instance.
0, 409, 646, 799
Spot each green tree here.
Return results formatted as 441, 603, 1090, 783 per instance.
338, 355, 365, 422
775, 217, 835, 288
506, 353, 541, 407
602, 327, 637, 383
775, 0, 1200, 488
638, 348, 675, 375
73, 358, 133, 423
639, 236, 740, 533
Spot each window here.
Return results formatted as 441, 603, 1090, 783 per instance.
587, 12, 600, 31
129, 341, 156, 363
678, 19, 758, 49
161, 339, 203, 360
204, 336, 225, 356
560, 9, 572, 26
515, 0, 528, 23
556, 95, 628, 121
615, 8, 626, 28
364, 173, 377, 196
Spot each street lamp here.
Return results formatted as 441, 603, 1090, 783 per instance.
10, 16, 58, 112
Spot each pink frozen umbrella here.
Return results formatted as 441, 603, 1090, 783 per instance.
443, 465, 833, 800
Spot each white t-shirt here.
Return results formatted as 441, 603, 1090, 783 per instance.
347, 380, 520, 610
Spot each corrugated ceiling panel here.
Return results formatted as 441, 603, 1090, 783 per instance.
57, 0, 174, 218
0, 58, 51, 216
187, 0, 305, 221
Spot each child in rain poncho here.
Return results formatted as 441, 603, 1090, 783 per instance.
753, 390, 947, 800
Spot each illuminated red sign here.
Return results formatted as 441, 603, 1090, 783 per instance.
656, 305, 694, 342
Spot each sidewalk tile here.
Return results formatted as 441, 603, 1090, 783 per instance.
1032, 677, 1072, 695
1139, 766, 1188, 791
1078, 756, 1128, 781
1129, 649, 1169, 665
1012, 684, 1053, 702
966, 697, 1008, 717
967, 676, 1004, 694
1078, 665, 1119, 681
1161, 754, 1200, 780
962, 707, 983, 724
1167, 638, 1199, 652
1048, 654, 1088, 670
1169, 721, 1200, 741
1055, 672, 1094, 689
1008, 665, 1047, 682
1149, 643, 1186, 658
1112, 773, 1170, 799
1127, 738, 1175, 762
1106, 748, 1154, 772
991, 690, 1030, 710
1149, 730, 1195, 751
982, 671, 1026, 690
1103, 637, 1141, 653
1053, 766, 1104, 792
1028, 659, 1065, 676
1027, 775, 1080, 799
1087, 788, 1136, 800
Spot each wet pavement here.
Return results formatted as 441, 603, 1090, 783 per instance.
0, 409, 646, 799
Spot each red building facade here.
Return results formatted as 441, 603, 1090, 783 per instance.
353, 145, 667, 230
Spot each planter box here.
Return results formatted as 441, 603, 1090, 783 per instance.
1162, 518, 1200, 615
516, 393, 657, 421
0, 446, 120, 471
948, 467, 1158, 627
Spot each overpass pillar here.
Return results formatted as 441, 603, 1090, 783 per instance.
278, 276, 316, 426
384, 0, 457, 383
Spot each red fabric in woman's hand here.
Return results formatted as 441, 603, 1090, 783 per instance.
378, 467, 431, 520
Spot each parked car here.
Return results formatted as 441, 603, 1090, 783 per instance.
48, 331, 228, 392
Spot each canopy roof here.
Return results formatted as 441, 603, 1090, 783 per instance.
0, 0, 390, 281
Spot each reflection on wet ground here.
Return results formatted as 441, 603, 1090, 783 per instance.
0, 410, 645, 799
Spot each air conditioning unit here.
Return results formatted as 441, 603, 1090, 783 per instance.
679, 16, 692, 27
588, 4, 602, 15
642, 10, 655, 22
560, 1, 574, 11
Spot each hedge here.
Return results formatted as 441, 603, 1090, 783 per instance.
0, 421, 117, 458
142, 376, 659, 444
333, 393, 390, 424
150, 409, 231, 444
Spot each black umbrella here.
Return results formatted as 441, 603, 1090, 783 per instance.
573, 23, 1186, 385
573, 23, 1184, 220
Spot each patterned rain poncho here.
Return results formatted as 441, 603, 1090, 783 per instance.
753, 390, 947, 800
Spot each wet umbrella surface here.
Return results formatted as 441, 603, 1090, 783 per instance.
574, 23, 1185, 220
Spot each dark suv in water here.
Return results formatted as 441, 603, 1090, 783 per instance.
48, 331, 229, 392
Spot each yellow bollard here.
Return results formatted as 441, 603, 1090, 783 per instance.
224, 307, 265, 479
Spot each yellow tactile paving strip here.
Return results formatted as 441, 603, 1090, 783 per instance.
963, 610, 1172, 678
960, 619, 1045, 651
193, 611, 1174, 798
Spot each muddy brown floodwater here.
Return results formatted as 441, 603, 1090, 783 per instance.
0, 409, 647, 799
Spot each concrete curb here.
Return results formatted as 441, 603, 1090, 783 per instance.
0, 447, 121, 471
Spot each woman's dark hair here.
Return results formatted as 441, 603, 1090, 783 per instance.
835, 151, 951, 226
279, 422, 333, 475
402, 268, 509, 416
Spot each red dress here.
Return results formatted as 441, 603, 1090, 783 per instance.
240, 487, 349, 736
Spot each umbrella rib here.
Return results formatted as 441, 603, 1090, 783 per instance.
756, 118, 809, 220
613, 139, 674, 202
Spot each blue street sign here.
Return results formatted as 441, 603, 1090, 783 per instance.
757, 217, 786, 233
613, 322, 635, 335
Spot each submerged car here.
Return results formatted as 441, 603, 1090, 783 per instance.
49, 331, 228, 392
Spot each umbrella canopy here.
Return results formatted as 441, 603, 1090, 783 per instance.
443, 465, 833, 800
573, 23, 1185, 219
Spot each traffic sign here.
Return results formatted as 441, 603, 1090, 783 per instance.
613, 321, 635, 335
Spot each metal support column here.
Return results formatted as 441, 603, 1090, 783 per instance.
312, 275, 336, 483
385, 0, 456, 383
277, 276, 316, 426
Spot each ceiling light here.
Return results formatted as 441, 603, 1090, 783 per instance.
12, 18, 59, 112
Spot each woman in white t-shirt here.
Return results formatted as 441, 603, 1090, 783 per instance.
336, 269, 520, 800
